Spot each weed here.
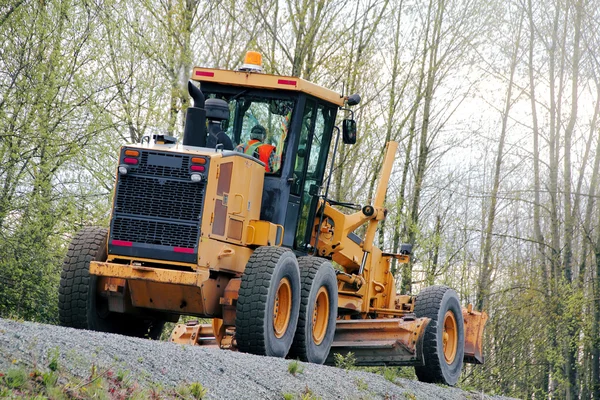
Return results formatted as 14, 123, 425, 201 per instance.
383, 367, 397, 383
116, 369, 130, 384
288, 359, 304, 376
46, 386, 67, 400
300, 384, 322, 400
189, 382, 208, 399
42, 370, 59, 387
334, 352, 357, 370
5, 367, 28, 389
282, 393, 295, 400
48, 347, 60, 372
355, 377, 369, 391
404, 393, 417, 400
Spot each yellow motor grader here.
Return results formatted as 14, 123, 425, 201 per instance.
58, 51, 487, 385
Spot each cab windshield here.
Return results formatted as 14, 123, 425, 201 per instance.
206, 92, 295, 175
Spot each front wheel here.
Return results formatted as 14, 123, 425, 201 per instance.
289, 257, 338, 364
236, 246, 301, 357
58, 226, 164, 339
413, 285, 465, 386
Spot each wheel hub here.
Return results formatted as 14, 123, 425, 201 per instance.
312, 287, 329, 345
273, 278, 292, 338
442, 310, 458, 364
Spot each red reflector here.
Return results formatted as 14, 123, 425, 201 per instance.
278, 79, 297, 86
195, 71, 215, 77
191, 165, 205, 172
111, 240, 132, 247
124, 157, 138, 165
174, 247, 195, 254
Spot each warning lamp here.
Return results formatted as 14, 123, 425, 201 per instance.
238, 51, 263, 73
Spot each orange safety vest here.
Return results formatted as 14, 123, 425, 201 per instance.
240, 139, 276, 172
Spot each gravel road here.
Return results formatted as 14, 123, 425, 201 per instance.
0, 318, 516, 400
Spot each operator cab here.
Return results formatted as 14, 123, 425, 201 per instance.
199, 81, 337, 252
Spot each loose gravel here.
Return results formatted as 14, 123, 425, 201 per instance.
0, 318, 517, 400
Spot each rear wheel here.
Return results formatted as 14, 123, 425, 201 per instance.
236, 246, 301, 357
58, 226, 164, 339
289, 257, 338, 364
413, 285, 464, 385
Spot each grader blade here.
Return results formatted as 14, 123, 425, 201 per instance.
463, 306, 488, 364
325, 318, 429, 366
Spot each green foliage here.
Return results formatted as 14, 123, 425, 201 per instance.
354, 377, 369, 391
300, 385, 321, 400
189, 382, 208, 399
42, 370, 59, 387
48, 347, 60, 372
5, 367, 27, 389
0, 364, 207, 399
382, 367, 397, 383
334, 352, 357, 370
176, 382, 208, 399
288, 359, 304, 376
283, 393, 295, 400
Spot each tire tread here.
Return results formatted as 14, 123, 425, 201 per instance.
58, 227, 107, 329
236, 246, 289, 355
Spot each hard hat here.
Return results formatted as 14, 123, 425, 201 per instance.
250, 125, 266, 140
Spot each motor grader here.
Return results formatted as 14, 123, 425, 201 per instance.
58, 51, 487, 386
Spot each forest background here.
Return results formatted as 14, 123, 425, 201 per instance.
1, 0, 600, 398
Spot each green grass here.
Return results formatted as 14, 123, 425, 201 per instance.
288, 359, 304, 376
333, 352, 357, 370
0, 362, 209, 399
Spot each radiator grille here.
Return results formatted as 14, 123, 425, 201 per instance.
115, 176, 204, 221
111, 217, 198, 248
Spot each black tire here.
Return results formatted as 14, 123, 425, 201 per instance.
413, 285, 465, 386
236, 246, 301, 357
58, 226, 163, 339
289, 256, 338, 364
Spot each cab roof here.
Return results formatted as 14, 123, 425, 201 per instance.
191, 67, 345, 107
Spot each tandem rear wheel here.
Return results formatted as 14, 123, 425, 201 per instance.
288, 256, 338, 364
58, 226, 165, 339
414, 285, 465, 386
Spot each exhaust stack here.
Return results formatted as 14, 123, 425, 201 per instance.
183, 81, 207, 147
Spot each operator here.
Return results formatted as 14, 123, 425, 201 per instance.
235, 124, 278, 172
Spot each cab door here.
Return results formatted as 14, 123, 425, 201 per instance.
291, 102, 336, 250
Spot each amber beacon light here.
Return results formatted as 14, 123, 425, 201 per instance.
239, 51, 263, 72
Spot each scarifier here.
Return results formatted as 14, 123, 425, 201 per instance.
58, 51, 487, 385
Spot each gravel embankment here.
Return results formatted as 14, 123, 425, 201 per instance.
0, 318, 516, 400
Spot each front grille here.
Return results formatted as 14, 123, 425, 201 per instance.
115, 176, 205, 221
111, 217, 198, 248
109, 148, 208, 261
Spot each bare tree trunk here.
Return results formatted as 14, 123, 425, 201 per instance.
476, 11, 523, 311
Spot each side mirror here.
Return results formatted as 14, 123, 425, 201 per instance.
309, 184, 320, 196
342, 119, 357, 144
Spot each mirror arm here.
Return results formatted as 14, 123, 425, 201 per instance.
339, 107, 355, 120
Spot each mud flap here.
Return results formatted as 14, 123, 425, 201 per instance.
462, 305, 488, 364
